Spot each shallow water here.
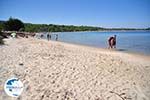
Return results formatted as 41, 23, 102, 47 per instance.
41, 31, 150, 55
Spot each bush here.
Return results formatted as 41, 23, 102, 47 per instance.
4, 17, 24, 31
0, 31, 4, 45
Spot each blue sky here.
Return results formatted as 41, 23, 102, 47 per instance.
0, 0, 150, 28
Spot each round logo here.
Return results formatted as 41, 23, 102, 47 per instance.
4, 78, 24, 97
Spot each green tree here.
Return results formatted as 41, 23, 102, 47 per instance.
4, 17, 24, 31
0, 24, 3, 31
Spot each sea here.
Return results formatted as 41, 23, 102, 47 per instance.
40, 31, 150, 55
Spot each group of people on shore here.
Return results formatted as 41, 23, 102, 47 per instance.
42, 33, 116, 49
9, 31, 116, 49
46, 33, 58, 41
39, 33, 58, 41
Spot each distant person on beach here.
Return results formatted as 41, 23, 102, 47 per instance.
47, 33, 50, 41
40, 34, 44, 39
11, 32, 16, 38
49, 34, 51, 40
56, 34, 58, 41
108, 35, 116, 49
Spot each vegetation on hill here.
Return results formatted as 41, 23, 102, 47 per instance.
0, 18, 104, 32
3, 17, 24, 31
0, 18, 149, 33
24, 23, 104, 32
146, 27, 150, 30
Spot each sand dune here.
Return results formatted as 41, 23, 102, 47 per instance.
0, 37, 150, 100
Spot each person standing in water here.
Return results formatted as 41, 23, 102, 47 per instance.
49, 34, 51, 40
47, 33, 50, 41
40, 34, 44, 39
56, 34, 58, 41
108, 35, 117, 49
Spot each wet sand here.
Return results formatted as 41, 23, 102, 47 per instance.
0, 37, 150, 100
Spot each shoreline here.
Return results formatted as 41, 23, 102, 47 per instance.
2, 37, 150, 66
51, 39, 150, 63
0, 37, 150, 100
47, 38, 150, 59
3, 37, 150, 63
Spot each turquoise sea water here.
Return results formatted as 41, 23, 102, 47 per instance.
42, 31, 150, 55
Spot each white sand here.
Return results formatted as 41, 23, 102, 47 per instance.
0, 38, 150, 100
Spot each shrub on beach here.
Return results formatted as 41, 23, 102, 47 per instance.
4, 17, 24, 31
0, 39, 4, 45
0, 31, 4, 45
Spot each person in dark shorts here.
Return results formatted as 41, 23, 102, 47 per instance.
108, 35, 116, 49
47, 33, 50, 41
56, 34, 58, 41
41, 34, 44, 39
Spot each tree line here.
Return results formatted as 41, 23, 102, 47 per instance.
24, 23, 104, 32
0, 18, 150, 32
0, 18, 105, 32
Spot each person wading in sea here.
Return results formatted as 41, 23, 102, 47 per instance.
56, 34, 58, 41
47, 33, 50, 41
108, 35, 117, 49
40, 34, 44, 39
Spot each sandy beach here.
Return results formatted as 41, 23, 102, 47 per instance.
0, 37, 150, 100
